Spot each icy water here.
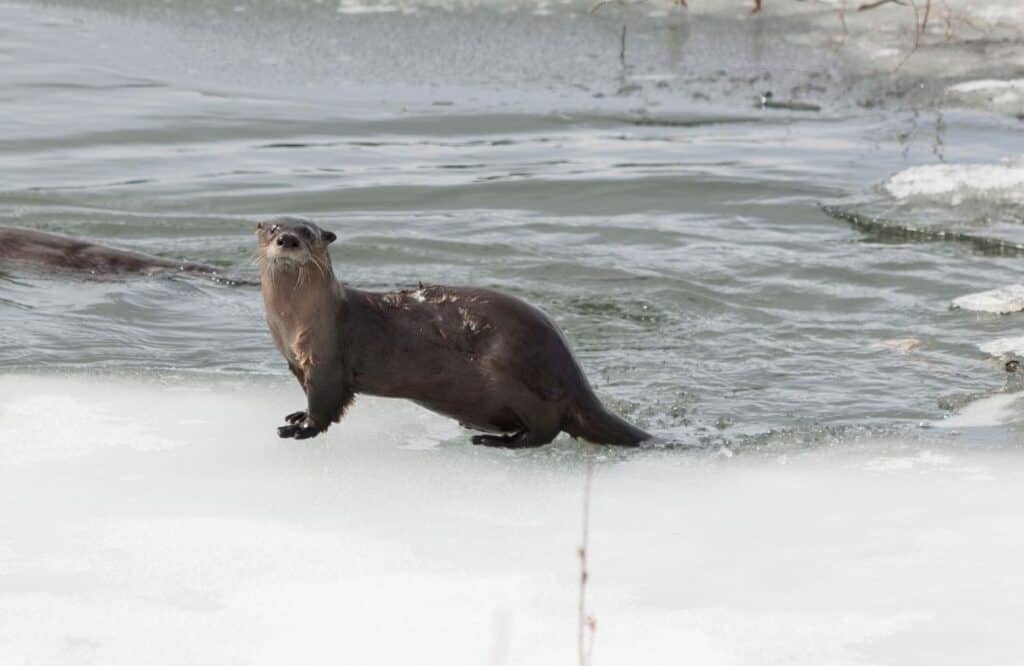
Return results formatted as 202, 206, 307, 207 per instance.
4, 1, 1024, 663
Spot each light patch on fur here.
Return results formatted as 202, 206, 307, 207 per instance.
421, 286, 458, 305
291, 328, 318, 383
457, 305, 490, 336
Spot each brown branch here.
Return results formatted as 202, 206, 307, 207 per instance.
857, 0, 906, 11
920, 0, 931, 35
832, 0, 850, 50
893, 0, 931, 71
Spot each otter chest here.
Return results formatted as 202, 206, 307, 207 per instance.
289, 328, 318, 375
270, 317, 320, 380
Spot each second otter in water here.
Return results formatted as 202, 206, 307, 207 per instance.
257, 216, 650, 448
0, 226, 250, 284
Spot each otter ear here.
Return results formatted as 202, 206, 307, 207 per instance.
255, 222, 264, 232
323, 230, 337, 244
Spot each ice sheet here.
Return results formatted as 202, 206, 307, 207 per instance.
884, 161, 1024, 206
3, 373, 1024, 664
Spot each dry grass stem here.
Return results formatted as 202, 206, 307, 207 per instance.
577, 449, 596, 666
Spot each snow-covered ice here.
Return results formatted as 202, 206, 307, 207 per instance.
3, 373, 1024, 665
884, 161, 1024, 207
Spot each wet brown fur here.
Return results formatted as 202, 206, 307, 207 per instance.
0, 226, 244, 282
257, 216, 650, 448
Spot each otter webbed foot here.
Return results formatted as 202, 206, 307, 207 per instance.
471, 434, 507, 446
471, 431, 550, 449
278, 422, 321, 439
284, 410, 307, 424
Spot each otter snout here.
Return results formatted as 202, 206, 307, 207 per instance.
256, 216, 337, 272
276, 233, 301, 249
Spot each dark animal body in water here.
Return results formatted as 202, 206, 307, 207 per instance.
0, 226, 247, 283
257, 216, 651, 448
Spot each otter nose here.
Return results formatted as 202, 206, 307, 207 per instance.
276, 233, 300, 249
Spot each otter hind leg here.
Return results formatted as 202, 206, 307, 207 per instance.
472, 432, 518, 447
284, 410, 306, 424
471, 427, 558, 449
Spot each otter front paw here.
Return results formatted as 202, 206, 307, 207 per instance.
284, 410, 307, 424
277, 423, 321, 439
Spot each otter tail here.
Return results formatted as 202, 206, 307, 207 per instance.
565, 391, 651, 446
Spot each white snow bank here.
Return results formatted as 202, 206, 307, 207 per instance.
951, 284, 1024, 314
884, 160, 1024, 206
3, 373, 1024, 665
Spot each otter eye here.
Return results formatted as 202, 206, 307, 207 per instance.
270, 225, 280, 234
301, 228, 313, 239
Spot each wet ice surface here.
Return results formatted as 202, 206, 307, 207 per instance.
4, 373, 1024, 665
5, 0, 1024, 662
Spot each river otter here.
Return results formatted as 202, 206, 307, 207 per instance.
257, 216, 650, 448
0, 226, 243, 282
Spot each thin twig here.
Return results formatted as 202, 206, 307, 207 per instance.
908, 0, 921, 49
619, 25, 627, 68
893, 0, 931, 71
577, 450, 596, 666
940, 0, 954, 41
832, 0, 850, 50
857, 0, 906, 11
588, 0, 617, 15
920, 0, 931, 38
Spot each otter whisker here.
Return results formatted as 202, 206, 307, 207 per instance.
311, 254, 329, 281
294, 264, 308, 291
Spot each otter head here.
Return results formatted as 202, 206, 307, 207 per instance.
255, 216, 336, 274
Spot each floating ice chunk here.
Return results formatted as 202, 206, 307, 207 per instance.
883, 161, 1024, 206
872, 338, 921, 354
947, 79, 1024, 116
951, 284, 1024, 314
979, 336, 1024, 357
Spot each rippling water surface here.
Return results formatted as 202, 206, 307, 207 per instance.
5, 1, 1024, 445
